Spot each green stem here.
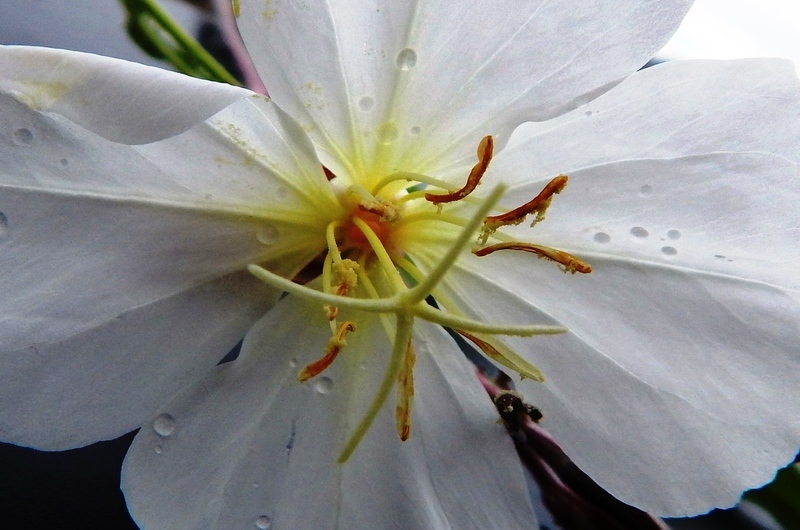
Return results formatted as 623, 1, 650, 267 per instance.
122, 0, 241, 85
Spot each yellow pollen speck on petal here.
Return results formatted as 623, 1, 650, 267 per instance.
298, 321, 356, 382
231, 0, 240, 17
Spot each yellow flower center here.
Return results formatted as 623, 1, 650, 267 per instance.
247, 135, 590, 462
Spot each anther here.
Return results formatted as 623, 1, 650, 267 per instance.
297, 321, 356, 382
480, 175, 567, 242
474, 242, 592, 274
395, 342, 416, 441
425, 136, 493, 204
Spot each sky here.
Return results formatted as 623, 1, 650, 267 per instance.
659, 0, 800, 66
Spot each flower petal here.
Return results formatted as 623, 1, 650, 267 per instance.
0, 45, 252, 144
495, 58, 800, 184
0, 272, 277, 450
1, 90, 334, 350
122, 295, 538, 529
236, 0, 692, 184
441, 254, 800, 516
407, 153, 800, 514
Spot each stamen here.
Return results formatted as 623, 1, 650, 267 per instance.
474, 242, 592, 274
456, 330, 544, 382
480, 175, 568, 242
395, 342, 416, 441
425, 136, 493, 204
350, 217, 407, 293
297, 321, 356, 382
414, 303, 564, 337
403, 184, 505, 306
339, 313, 415, 463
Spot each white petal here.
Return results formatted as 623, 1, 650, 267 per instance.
497, 59, 800, 184
405, 154, 800, 514
441, 255, 800, 516
123, 296, 537, 529
0, 272, 277, 450
1, 91, 334, 350
236, 0, 692, 183
503, 154, 800, 290
0, 45, 252, 144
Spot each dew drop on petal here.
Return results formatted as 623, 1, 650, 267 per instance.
255, 515, 272, 529
0, 212, 8, 239
289, 358, 298, 368
661, 246, 678, 257
314, 376, 333, 394
395, 48, 417, 70
257, 224, 279, 245
59, 158, 69, 166
377, 122, 399, 145
667, 229, 681, 240
13, 128, 33, 145
639, 184, 653, 197
251, 482, 260, 489
410, 126, 420, 135
585, 110, 593, 116
629, 226, 648, 238
714, 254, 726, 259
153, 414, 176, 437
204, 193, 213, 200
358, 96, 374, 111
154, 445, 163, 454
593, 232, 610, 244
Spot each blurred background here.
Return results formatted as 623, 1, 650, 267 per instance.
0, 1, 798, 529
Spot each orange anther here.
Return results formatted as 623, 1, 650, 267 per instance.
474, 242, 592, 274
395, 342, 416, 441
297, 321, 356, 382
484, 175, 568, 229
425, 136, 494, 204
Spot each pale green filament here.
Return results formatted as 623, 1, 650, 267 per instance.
326, 220, 344, 262
371, 171, 457, 196
400, 185, 504, 307
338, 312, 414, 463
351, 217, 407, 293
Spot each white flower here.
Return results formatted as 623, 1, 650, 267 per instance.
1, 0, 800, 528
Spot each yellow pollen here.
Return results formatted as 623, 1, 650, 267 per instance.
297, 321, 356, 382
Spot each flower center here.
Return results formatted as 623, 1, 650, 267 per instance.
248, 135, 590, 462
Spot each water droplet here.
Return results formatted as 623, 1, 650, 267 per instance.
639, 184, 653, 197
667, 229, 681, 240
255, 515, 272, 529
314, 376, 333, 394
257, 224, 279, 245
377, 122, 398, 145
410, 126, 420, 135
13, 128, 33, 145
289, 358, 298, 368
59, 158, 69, 166
204, 193, 213, 200
153, 413, 176, 437
154, 445, 163, 454
358, 96, 374, 111
661, 246, 678, 257
251, 482, 260, 489
714, 254, 726, 259
593, 232, 610, 244
0, 212, 8, 239
629, 226, 648, 238
395, 48, 417, 70
584, 110, 593, 116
